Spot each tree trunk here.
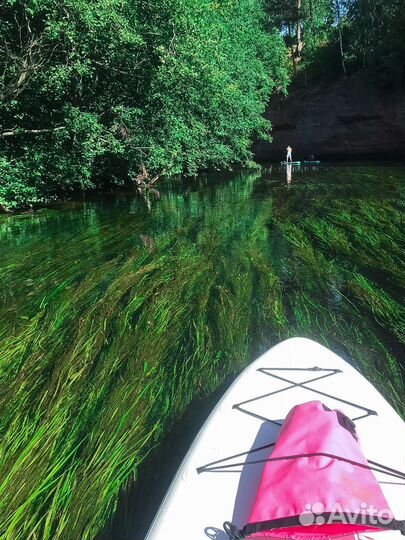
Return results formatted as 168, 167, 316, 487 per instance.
334, 0, 347, 77
309, 0, 314, 28
296, 0, 303, 62
288, 23, 296, 74
1, 126, 66, 137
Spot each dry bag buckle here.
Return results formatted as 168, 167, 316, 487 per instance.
223, 521, 244, 539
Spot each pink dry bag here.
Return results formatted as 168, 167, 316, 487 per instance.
224, 401, 405, 539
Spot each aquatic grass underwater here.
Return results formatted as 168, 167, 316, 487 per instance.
0, 165, 404, 539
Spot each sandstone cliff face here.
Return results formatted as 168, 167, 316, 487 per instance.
254, 75, 405, 161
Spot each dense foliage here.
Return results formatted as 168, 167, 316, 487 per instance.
2, 0, 403, 210
0, 0, 288, 210
265, 0, 405, 82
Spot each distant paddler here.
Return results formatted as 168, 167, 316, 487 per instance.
286, 145, 293, 163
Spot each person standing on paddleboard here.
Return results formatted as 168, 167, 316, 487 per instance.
286, 145, 292, 163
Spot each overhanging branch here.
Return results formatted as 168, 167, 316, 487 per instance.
1, 126, 66, 137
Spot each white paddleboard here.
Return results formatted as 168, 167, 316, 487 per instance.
145, 338, 405, 540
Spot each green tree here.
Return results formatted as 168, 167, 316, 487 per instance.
0, 0, 288, 210
265, 0, 334, 74
345, 0, 405, 79
264, 0, 405, 82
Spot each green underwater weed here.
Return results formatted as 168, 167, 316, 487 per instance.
0, 166, 404, 539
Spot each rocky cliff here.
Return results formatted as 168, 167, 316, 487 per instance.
254, 74, 405, 161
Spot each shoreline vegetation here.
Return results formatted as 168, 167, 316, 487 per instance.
0, 0, 288, 212
0, 166, 404, 539
1, 0, 404, 212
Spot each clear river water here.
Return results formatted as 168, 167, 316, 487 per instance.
0, 162, 404, 540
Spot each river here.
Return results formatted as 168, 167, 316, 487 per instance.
0, 163, 404, 540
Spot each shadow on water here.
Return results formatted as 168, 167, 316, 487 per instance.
97, 375, 238, 540
98, 381, 282, 540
